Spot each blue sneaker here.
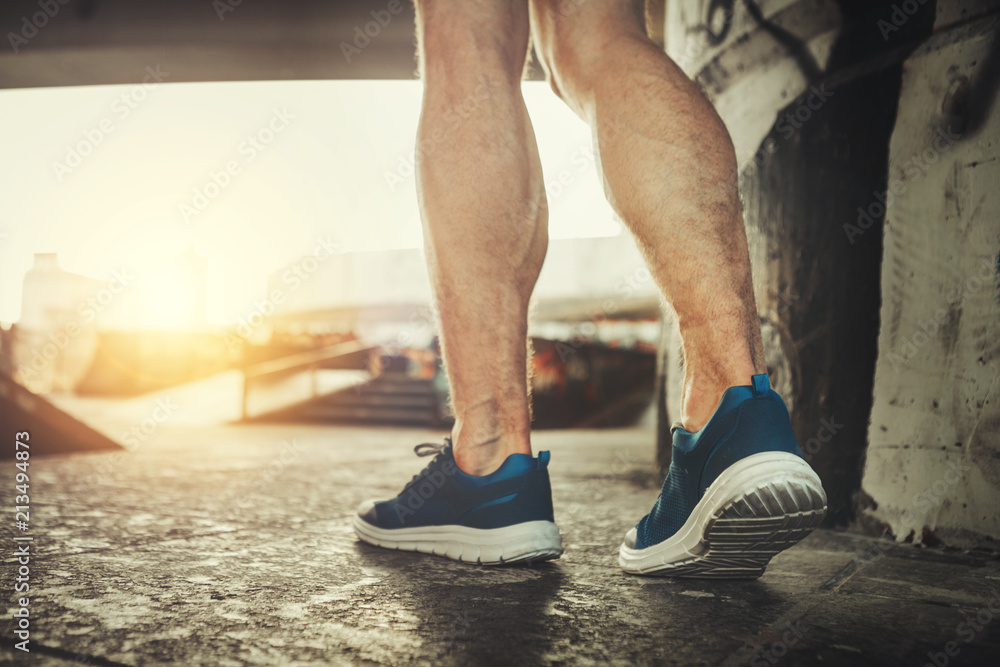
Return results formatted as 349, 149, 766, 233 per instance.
620, 374, 827, 578
353, 440, 563, 565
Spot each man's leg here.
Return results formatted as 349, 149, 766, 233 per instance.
530, 0, 826, 578
530, 0, 763, 431
415, 0, 547, 476
351, 0, 563, 565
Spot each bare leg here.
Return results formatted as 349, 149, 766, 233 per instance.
415, 0, 547, 474
530, 0, 765, 431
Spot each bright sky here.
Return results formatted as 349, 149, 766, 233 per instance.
0, 80, 620, 325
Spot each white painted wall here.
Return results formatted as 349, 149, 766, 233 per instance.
861, 14, 1000, 546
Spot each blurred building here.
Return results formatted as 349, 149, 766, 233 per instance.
14, 253, 113, 392
12, 249, 218, 394
265, 234, 662, 349
19, 253, 109, 330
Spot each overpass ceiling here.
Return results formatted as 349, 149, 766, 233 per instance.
0, 0, 544, 88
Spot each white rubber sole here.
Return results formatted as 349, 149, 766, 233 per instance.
619, 452, 827, 578
353, 516, 563, 565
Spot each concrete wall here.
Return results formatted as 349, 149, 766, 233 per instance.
859, 11, 1000, 547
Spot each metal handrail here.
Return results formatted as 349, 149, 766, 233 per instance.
241, 341, 370, 420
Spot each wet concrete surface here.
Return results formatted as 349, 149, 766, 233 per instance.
3, 423, 1000, 666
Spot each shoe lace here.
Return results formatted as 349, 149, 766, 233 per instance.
401, 437, 453, 493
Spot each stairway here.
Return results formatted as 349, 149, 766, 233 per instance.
256, 371, 450, 427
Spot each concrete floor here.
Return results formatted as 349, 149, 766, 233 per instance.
4, 420, 1000, 666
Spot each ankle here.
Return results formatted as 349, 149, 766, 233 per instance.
677, 322, 765, 431
452, 427, 531, 476
450, 398, 532, 475
680, 363, 758, 432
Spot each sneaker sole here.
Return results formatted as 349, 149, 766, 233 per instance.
619, 452, 827, 578
353, 517, 563, 565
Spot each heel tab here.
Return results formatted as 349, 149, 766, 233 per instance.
537, 451, 551, 469
751, 374, 770, 397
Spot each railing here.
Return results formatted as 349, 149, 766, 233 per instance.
240, 341, 372, 420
